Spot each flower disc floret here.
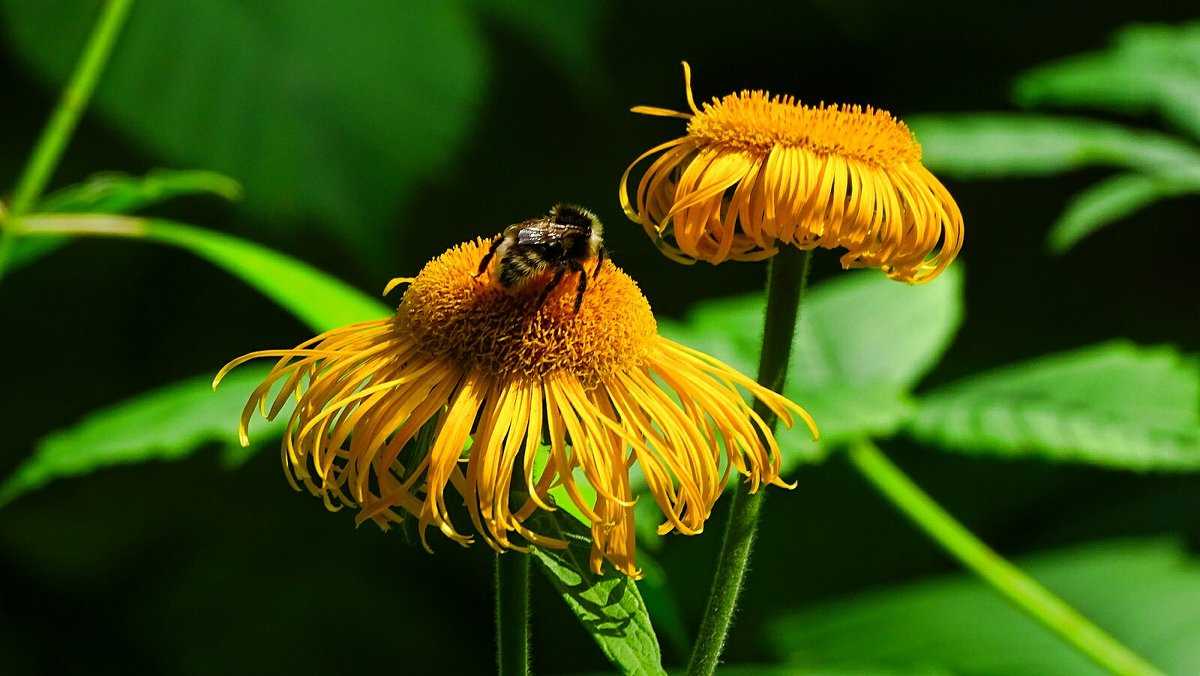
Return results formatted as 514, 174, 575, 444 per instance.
688, 92, 923, 168
399, 238, 657, 388
621, 62, 964, 283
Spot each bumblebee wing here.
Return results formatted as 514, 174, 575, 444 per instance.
513, 223, 583, 255
516, 222, 578, 247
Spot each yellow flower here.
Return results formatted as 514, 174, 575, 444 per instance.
620, 62, 964, 283
216, 236, 816, 577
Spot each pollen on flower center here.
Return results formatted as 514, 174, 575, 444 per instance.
686, 91, 922, 168
397, 238, 657, 387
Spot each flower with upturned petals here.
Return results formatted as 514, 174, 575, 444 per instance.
216, 232, 817, 577
621, 62, 964, 283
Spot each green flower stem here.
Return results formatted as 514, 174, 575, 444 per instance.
496, 552, 531, 676
0, 0, 134, 284
688, 247, 813, 676
846, 437, 1164, 676
7, 0, 135, 219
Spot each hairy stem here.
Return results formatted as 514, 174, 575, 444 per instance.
847, 437, 1164, 676
496, 552, 531, 676
687, 247, 813, 676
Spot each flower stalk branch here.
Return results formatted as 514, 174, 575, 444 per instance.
8, 0, 135, 218
0, 0, 134, 283
846, 437, 1163, 676
496, 552, 531, 676
688, 246, 813, 676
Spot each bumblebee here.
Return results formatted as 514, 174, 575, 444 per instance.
477, 203, 606, 313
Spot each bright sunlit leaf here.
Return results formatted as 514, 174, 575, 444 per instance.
790, 266, 964, 392
529, 511, 666, 676
910, 114, 1200, 182
1014, 23, 1200, 141
909, 342, 1200, 470
766, 539, 1200, 675
0, 367, 281, 507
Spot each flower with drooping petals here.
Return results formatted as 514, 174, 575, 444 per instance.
621, 62, 963, 283
216, 232, 817, 576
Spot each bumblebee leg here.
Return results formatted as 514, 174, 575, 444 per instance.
476, 234, 503, 278
535, 266, 569, 310
572, 260, 588, 313
593, 245, 606, 279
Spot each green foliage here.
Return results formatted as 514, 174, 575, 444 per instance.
664, 266, 964, 467
910, 114, 1200, 181
0, 366, 280, 507
668, 269, 1200, 475
910, 22, 1200, 252
139, 219, 393, 332
908, 342, 1200, 471
4, 236, 68, 274
4, 6, 1197, 673
1049, 173, 1189, 253
17, 215, 391, 332
0, 0, 487, 258
789, 267, 963, 391
0, 213, 393, 503
5, 169, 241, 274
37, 170, 241, 214
529, 512, 666, 676
1015, 23, 1200, 139
765, 539, 1200, 675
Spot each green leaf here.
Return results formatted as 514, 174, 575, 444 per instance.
1048, 173, 1195, 253
716, 667, 925, 676
141, 219, 393, 333
909, 342, 1200, 471
667, 266, 963, 466
1014, 23, 1200, 140
783, 267, 962, 463
529, 512, 666, 676
790, 266, 963, 392
3, 170, 242, 275
4, 236, 70, 274
0, 367, 281, 507
766, 539, 1199, 675
37, 170, 241, 214
909, 114, 1200, 182
0, 0, 487, 256
15, 215, 392, 334
529, 444, 596, 528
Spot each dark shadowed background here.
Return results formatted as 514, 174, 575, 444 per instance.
1, 1, 1197, 673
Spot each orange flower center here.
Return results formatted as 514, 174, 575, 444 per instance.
687, 91, 922, 168
397, 238, 657, 387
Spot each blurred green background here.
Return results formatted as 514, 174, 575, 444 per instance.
1, 1, 1198, 673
